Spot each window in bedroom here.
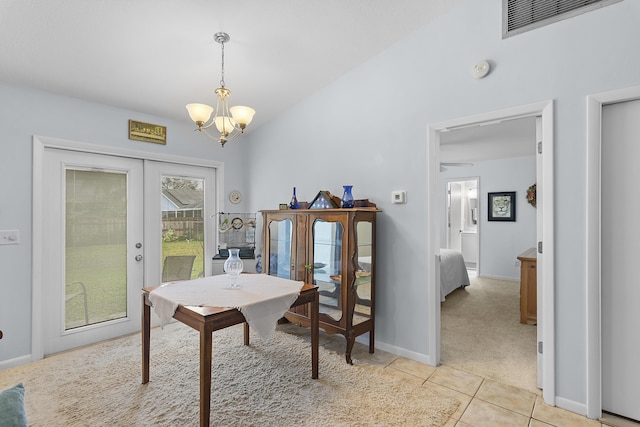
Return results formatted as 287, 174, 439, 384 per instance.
503, 0, 622, 38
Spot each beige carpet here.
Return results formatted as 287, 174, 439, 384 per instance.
441, 274, 539, 393
0, 322, 458, 426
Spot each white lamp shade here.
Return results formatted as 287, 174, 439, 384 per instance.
186, 103, 214, 123
230, 106, 256, 126
214, 116, 237, 134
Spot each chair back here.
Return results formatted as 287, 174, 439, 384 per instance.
162, 255, 196, 282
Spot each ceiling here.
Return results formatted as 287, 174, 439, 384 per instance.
0, 0, 461, 128
439, 116, 537, 164
0, 0, 533, 160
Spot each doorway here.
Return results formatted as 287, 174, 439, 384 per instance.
445, 177, 479, 271
426, 100, 555, 405
586, 91, 640, 421
32, 136, 220, 359
601, 98, 640, 422
586, 86, 640, 420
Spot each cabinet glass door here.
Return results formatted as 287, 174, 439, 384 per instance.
355, 221, 373, 322
268, 218, 293, 279
312, 218, 344, 321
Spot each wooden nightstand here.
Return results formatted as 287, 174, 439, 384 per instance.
517, 248, 537, 324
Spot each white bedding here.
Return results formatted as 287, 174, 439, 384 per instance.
440, 249, 470, 301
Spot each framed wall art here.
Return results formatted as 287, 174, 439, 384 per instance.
128, 119, 166, 144
488, 191, 516, 221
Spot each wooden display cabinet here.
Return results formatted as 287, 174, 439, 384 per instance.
261, 205, 379, 364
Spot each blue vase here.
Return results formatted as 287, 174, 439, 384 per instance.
341, 185, 354, 208
289, 187, 299, 209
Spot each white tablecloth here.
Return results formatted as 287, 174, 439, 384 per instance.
148, 274, 303, 339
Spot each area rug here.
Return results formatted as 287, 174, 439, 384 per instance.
0, 322, 458, 426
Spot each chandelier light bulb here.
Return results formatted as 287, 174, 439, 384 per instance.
214, 116, 237, 135
230, 106, 256, 128
186, 103, 214, 125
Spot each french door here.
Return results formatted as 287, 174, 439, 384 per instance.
40, 149, 218, 355
42, 149, 144, 355
143, 160, 216, 287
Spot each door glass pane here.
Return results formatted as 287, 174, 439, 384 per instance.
65, 169, 127, 330
355, 221, 373, 320
268, 218, 292, 279
161, 176, 204, 282
313, 219, 343, 321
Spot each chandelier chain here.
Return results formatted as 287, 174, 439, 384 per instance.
219, 39, 225, 88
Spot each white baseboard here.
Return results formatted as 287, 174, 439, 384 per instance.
372, 339, 433, 366
0, 354, 32, 371
355, 332, 433, 366
555, 396, 588, 417
478, 273, 519, 282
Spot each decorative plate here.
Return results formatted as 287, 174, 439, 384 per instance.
229, 190, 242, 204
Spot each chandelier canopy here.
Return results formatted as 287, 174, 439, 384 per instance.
186, 32, 255, 147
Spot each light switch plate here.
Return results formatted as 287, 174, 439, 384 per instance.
391, 190, 406, 204
0, 230, 20, 245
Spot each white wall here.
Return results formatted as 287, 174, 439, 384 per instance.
440, 157, 536, 280
244, 0, 640, 409
0, 83, 247, 364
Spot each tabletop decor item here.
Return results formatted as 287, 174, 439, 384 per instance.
341, 185, 354, 208
309, 191, 340, 209
289, 187, 299, 209
223, 248, 244, 288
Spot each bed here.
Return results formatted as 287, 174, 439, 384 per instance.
440, 249, 471, 301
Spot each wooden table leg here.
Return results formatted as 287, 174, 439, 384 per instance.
200, 326, 213, 427
369, 328, 375, 354
244, 322, 250, 346
142, 294, 150, 384
310, 290, 319, 379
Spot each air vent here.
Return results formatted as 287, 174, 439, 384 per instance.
503, 0, 622, 38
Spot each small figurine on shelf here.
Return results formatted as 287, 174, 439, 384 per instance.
289, 187, 299, 209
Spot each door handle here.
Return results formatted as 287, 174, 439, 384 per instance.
135, 255, 143, 262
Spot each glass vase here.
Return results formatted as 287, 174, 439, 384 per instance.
223, 248, 244, 289
341, 185, 354, 208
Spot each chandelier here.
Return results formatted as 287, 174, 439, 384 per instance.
186, 32, 255, 147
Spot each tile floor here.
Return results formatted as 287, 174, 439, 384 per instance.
279, 323, 637, 427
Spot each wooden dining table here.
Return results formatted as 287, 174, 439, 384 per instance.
141, 281, 319, 427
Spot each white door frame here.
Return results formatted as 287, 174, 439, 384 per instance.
585, 85, 640, 419
426, 100, 555, 405
32, 135, 224, 361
